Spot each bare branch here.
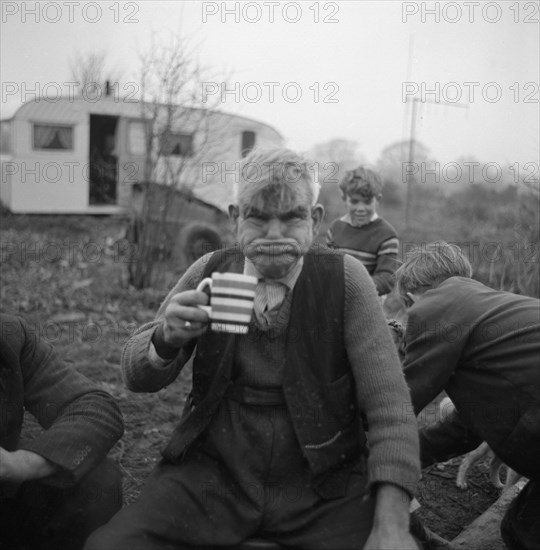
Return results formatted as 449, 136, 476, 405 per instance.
129, 32, 231, 288
69, 49, 123, 96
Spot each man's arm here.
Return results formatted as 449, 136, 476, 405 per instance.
402, 287, 471, 414
3, 316, 123, 487
121, 254, 211, 392
365, 483, 419, 550
343, 256, 420, 544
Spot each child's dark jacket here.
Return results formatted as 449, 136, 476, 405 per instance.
403, 277, 540, 479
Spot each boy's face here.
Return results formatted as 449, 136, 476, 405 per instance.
345, 193, 379, 227
229, 190, 324, 279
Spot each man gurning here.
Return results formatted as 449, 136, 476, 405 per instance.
86, 148, 421, 550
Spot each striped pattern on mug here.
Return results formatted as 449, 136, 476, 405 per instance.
210, 273, 257, 334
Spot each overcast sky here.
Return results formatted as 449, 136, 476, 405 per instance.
1, 1, 539, 167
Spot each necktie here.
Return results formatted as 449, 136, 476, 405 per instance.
254, 280, 287, 326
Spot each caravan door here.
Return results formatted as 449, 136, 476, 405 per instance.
89, 114, 119, 205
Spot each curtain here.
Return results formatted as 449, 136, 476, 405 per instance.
34, 125, 73, 150
56, 126, 72, 149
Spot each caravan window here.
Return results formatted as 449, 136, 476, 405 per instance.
241, 130, 256, 157
161, 132, 194, 157
0, 121, 11, 154
33, 124, 73, 150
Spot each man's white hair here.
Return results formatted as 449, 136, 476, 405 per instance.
233, 147, 320, 209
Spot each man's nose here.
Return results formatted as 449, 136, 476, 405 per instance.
265, 218, 284, 239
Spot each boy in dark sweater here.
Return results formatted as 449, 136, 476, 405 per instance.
326, 166, 399, 296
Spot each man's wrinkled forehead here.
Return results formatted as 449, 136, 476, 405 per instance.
239, 183, 311, 216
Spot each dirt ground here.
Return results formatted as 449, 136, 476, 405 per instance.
2, 214, 501, 543
416, 459, 500, 540
412, 396, 502, 541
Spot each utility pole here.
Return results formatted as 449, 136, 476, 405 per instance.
405, 97, 419, 229
404, 97, 468, 229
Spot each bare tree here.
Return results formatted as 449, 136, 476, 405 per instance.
308, 139, 367, 224
376, 139, 433, 187
513, 179, 539, 297
308, 138, 366, 186
310, 139, 365, 169
128, 33, 230, 289
69, 50, 123, 97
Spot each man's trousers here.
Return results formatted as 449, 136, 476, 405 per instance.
85, 398, 381, 550
0, 458, 122, 550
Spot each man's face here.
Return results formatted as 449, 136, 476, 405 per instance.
229, 193, 324, 279
345, 193, 379, 227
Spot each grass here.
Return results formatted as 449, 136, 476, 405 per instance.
2, 186, 537, 533
1, 212, 192, 503
319, 180, 540, 298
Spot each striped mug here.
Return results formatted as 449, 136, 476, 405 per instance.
196, 272, 258, 334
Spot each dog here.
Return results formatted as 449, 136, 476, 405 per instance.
438, 397, 523, 491
454, 440, 523, 490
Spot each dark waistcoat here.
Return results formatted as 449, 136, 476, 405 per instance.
162, 246, 367, 491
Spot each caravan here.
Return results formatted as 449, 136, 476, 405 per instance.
0, 95, 283, 214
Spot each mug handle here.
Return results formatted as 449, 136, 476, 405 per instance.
196, 277, 212, 315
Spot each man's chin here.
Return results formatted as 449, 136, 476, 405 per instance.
253, 257, 298, 279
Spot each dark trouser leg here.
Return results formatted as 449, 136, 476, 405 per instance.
261, 463, 376, 549
1, 458, 122, 550
84, 453, 261, 550
0, 490, 22, 550
259, 463, 427, 550
501, 479, 540, 550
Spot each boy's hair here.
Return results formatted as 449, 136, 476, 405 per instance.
395, 241, 473, 299
339, 166, 383, 201
234, 147, 320, 215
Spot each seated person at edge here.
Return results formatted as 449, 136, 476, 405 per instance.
395, 242, 540, 550
326, 166, 399, 297
0, 313, 124, 550
85, 148, 421, 550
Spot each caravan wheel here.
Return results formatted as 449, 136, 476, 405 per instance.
183, 223, 223, 263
